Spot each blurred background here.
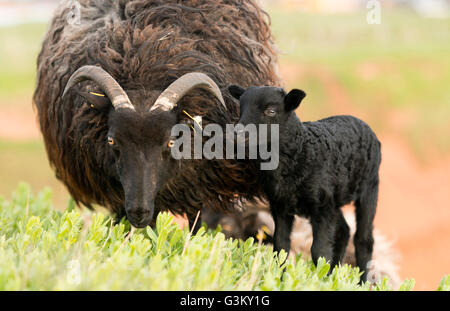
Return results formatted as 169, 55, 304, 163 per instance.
0, 0, 449, 290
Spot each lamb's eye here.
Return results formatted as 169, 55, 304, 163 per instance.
265, 108, 277, 117
107, 137, 115, 146
168, 140, 175, 148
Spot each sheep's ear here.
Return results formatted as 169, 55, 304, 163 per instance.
228, 85, 246, 100
284, 89, 306, 111
77, 90, 112, 111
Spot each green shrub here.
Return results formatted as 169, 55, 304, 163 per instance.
437, 276, 450, 291
0, 183, 436, 291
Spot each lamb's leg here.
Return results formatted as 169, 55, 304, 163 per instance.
354, 181, 378, 283
310, 215, 336, 269
332, 209, 350, 268
272, 209, 294, 254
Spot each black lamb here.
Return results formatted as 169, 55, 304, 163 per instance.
228, 85, 382, 282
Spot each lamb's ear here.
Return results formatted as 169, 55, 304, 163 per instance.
228, 85, 246, 100
284, 89, 306, 111
77, 90, 112, 111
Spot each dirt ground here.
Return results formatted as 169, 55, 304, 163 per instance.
0, 66, 449, 289
0, 104, 40, 141
376, 136, 450, 290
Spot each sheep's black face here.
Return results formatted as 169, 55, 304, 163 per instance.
67, 68, 226, 227
228, 85, 306, 142
106, 109, 178, 228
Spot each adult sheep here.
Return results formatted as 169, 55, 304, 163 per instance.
33, 0, 280, 228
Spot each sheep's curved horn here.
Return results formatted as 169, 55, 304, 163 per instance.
62, 65, 135, 111
150, 72, 227, 112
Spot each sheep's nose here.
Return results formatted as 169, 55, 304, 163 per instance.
127, 207, 152, 228
131, 208, 150, 218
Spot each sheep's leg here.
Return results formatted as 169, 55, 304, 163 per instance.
354, 181, 378, 283
310, 215, 336, 269
272, 209, 294, 255
332, 210, 350, 268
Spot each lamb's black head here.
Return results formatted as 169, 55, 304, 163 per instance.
63, 66, 226, 228
228, 85, 306, 127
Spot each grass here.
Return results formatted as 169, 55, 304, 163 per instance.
438, 275, 450, 291
0, 183, 432, 291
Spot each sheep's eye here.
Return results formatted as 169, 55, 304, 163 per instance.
265, 108, 277, 117
107, 137, 115, 146
168, 140, 175, 148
